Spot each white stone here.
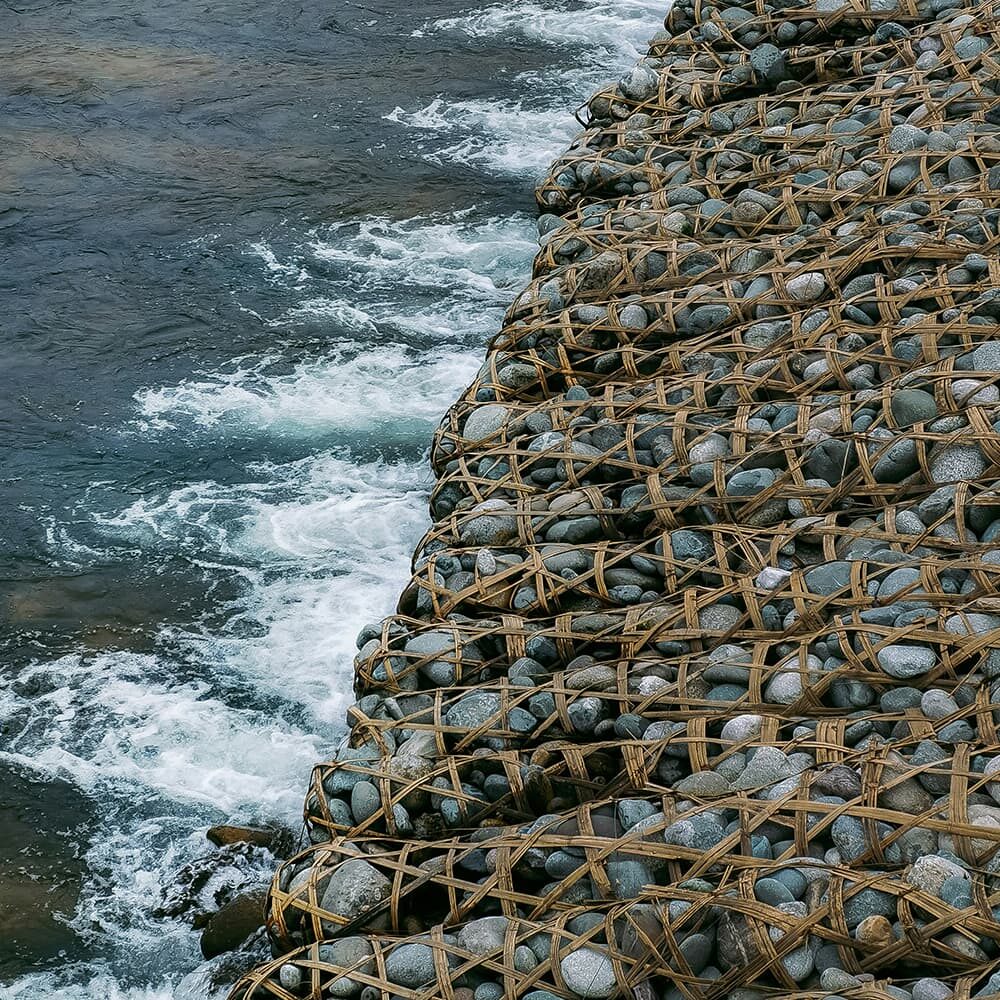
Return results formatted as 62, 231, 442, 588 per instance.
561, 947, 618, 999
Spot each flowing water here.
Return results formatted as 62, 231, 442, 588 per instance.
0, 1, 663, 995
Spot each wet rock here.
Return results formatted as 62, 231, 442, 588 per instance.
201, 889, 267, 958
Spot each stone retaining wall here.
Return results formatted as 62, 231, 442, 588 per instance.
230, 2, 1000, 998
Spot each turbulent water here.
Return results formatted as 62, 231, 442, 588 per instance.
0, 1, 662, 995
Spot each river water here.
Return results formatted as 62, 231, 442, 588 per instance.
0, 1, 662, 995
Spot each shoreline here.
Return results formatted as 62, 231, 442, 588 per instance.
230, 1, 1000, 998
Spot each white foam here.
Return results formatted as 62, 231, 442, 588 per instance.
0, 972, 183, 1000
137, 213, 534, 436
386, 98, 578, 176
135, 345, 479, 437
93, 451, 430, 720
304, 212, 535, 304
429, 0, 665, 59
1, 653, 321, 818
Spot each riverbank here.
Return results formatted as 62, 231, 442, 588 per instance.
239, 0, 999, 997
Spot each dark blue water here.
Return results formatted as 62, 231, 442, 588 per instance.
0, 1, 662, 995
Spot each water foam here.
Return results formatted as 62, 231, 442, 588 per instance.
385, 98, 578, 176
136, 213, 534, 437
136, 345, 479, 438
429, 0, 665, 58
94, 451, 430, 719
394, 0, 666, 177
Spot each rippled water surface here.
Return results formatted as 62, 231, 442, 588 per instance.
0, 0, 662, 995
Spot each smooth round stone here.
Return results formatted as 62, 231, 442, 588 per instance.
787, 271, 827, 302
921, 689, 959, 719
350, 781, 382, 823
873, 437, 919, 482
726, 468, 776, 496
773, 869, 808, 899
679, 932, 713, 974
608, 859, 655, 899
804, 561, 851, 595
617, 798, 659, 830
930, 442, 987, 484
956, 35, 989, 59
888, 124, 928, 151
764, 669, 803, 705
385, 943, 437, 989
890, 388, 937, 426
878, 566, 922, 597
618, 304, 648, 329
673, 771, 733, 797
877, 644, 937, 679
279, 965, 303, 989
476, 985, 503, 1000
560, 947, 617, 999
445, 691, 502, 730
721, 714, 763, 742
912, 978, 954, 1000
514, 946, 538, 973
698, 604, 742, 630
689, 433, 729, 463
755, 878, 795, 906
463, 404, 509, 441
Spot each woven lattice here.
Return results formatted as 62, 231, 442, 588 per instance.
230, 0, 1000, 996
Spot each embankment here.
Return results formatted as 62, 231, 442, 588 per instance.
229, 1, 1000, 998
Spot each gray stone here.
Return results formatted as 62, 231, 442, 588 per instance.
877, 644, 937, 679
890, 389, 937, 427
463, 405, 509, 442
317, 938, 376, 997
726, 468, 776, 496
351, 781, 381, 823
560, 947, 618, 999
787, 271, 826, 302
843, 887, 895, 928
888, 124, 928, 152
930, 443, 987, 484
804, 561, 851, 595
698, 603, 742, 630
385, 943, 438, 988
873, 436, 919, 482
921, 689, 959, 719
912, 978, 954, 1000
445, 691, 502, 731
755, 878, 795, 906
750, 43, 787, 84
567, 697, 605, 734
673, 771, 733, 797
459, 500, 520, 546
906, 855, 967, 895
458, 916, 510, 953
607, 859, 655, 899
320, 858, 392, 922
279, 965, 303, 990
733, 747, 795, 790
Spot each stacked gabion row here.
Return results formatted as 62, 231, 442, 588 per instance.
231, 0, 1000, 998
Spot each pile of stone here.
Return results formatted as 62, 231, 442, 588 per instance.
230, 0, 1000, 997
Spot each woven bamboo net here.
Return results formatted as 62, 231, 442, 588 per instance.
230, 0, 1000, 996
